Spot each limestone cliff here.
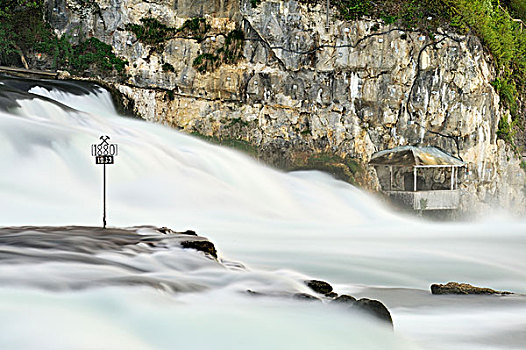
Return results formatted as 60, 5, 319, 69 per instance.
44, 0, 526, 214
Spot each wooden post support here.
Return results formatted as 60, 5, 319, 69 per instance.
389, 165, 393, 191
451, 166, 455, 190
413, 167, 417, 192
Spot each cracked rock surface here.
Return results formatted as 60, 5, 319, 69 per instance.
45, 0, 526, 213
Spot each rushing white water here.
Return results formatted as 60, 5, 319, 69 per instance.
1, 77, 525, 349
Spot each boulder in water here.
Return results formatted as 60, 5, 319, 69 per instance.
331, 294, 357, 304
305, 280, 333, 295
330, 294, 392, 326
431, 282, 512, 295
180, 240, 217, 258
356, 298, 393, 326
293, 293, 321, 301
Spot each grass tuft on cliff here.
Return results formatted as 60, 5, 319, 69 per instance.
193, 29, 245, 73
125, 18, 176, 46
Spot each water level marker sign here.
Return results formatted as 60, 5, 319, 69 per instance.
91, 136, 118, 228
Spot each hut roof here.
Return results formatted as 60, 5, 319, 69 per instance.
369, 146, 465, 167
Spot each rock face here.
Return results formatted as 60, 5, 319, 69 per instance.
44, 0, 526, 213
431, 282, 512, 295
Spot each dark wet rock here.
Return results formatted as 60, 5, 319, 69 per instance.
431, 282, 512, 295
356, 298, 393, 326
305, 280, 333, 295
330, 294, 392, 326
158, 227, 174, 234
331, 294, 357, 304
158, 227, 197, 236
246, 289, 264, 296
293, 293, 321, 301
325, 292, 338, 298
0, 226, 218, 258
180, 240, 217, 258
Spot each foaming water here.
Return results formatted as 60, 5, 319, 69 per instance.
0, 77, 525, 349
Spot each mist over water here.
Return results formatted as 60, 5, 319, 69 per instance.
1, 77, 525, 349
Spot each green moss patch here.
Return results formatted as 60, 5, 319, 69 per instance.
125, 17, 211, 47
190, 132, 258, 157
125, 18, 176, 46
290, 152, 364, 185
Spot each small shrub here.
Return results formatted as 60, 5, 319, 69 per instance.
496, 116, 514, 144
338, 0, 371, 20
193, 53, 220, 73
193, 29, 245, 73
492, 77, 518, 116
162, 62, 175, 72
125, 18, 176, 46
380, 13, 398, 24
68, 37, 128, 74
126, 17, 211, 46
0, 0, 127, 75
250, 0, 262, 8
165, 89, 175, 101
177, 18, 211, 41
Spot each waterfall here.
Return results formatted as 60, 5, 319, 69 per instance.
1, 76, 525, 349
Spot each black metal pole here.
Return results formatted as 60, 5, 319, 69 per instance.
103, 163, 106, 228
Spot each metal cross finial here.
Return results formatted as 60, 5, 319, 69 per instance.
100, 135, 110, 143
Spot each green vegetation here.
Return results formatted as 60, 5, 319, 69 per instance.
0, 0, 127, 74
193, 53, 219, 73
165, 89, 175, 101
520, 160, 526, 171
496, 115, 515, 144
227, 117, 250, 128
504, 0, 526, 21
125, 17, 211, 47
323, 0, 526, 145
177, 17, 211, 40
162, 62, 175, 72
337, 0, 371, 20
193, 29, 245, 73
290, 152, 363, 185
190, 132, 258, 157
125, 18, 175, 46
250, 0, 263, 8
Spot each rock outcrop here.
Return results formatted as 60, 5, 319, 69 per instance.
44, 0, 526, 214
306, 279, 334, 295
431, 282, 512, 295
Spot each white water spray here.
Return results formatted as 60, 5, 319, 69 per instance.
0, 78, 525, 349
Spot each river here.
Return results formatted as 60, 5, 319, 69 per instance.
0, 76, 525, 349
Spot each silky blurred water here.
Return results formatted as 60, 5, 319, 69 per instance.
0, 77, 525, 349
